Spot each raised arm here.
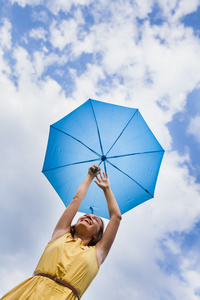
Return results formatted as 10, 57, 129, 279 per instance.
95, 172, 122, 266
50, 165, 100, 242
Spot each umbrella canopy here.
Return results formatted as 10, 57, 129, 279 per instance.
42, 99, 164, 219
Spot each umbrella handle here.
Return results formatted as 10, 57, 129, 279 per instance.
91, 167, 98, 173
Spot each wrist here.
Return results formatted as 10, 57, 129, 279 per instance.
103, 186, 111, 193
87, 173, 95, 181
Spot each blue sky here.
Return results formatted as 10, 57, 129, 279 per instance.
168, 88, 200, 182
0, 0, 200, 299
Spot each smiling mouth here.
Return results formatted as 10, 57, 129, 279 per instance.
83, 218, 92, 225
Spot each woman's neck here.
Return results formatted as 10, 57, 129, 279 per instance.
74, 232, 91, 246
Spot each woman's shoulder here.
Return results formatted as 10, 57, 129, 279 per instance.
49, 230, 71, 243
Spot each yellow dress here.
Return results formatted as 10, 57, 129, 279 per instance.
1, 233, 99, 299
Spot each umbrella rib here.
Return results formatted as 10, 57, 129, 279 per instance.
105, 109, 138, 156
42, 158, 101, 172
51, 125, 101, 157
90, 100, 104, 156
107, 160, 154, 197
107, 149, 164, 159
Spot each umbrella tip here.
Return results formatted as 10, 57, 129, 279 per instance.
89, 206, 94, 214
101, 155, 106, 161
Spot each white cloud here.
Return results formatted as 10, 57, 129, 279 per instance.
68, 3, 200, 123
10, 0, 93, 11
180, 256, 200, 296
139, 22, 200, 110
133, 0, 155, 18
9, 0, 43, 6
187, 115, 200, 143
49, 19, 78, 51
33, 50, 68, 77
0, 19, 12, 49
46, 0, 93, 14
29, 27, 47, 40
172, 0, 200, 21
69, 63, 105, 103
9, 0, 200, 21
151, 0, 200, 21
61, 2, 200, 152
31, 10, 49, 23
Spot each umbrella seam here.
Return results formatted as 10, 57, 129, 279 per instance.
105, 109, 138, 157
106, 159, 154, 197
90, 100, 104, 157
107, 149, 165, 159
51, 125, 101, 158
42, 158, 101, 172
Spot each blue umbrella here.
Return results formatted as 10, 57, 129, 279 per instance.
42, 99, 164, 219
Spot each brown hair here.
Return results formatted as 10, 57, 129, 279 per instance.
70, 217, 104, 246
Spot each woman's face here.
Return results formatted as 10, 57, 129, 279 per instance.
76, 214, 102, 238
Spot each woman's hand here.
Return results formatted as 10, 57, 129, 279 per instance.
95, 171, 110, 191
88, 164, 101, 177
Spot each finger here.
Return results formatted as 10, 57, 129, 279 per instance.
94, 164, 101, 171
103, 172, 106, 178
92, 166, 98, 173
100, 171, 103, 180
95, 175, 100, 182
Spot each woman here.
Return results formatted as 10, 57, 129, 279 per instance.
1, 165, 122, 299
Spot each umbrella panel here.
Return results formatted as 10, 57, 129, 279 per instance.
106, 109, 163, 158
107, 151, 164, 197
43, 126, 100, 172
90, 100, 138, 156
52, 100, 103, 157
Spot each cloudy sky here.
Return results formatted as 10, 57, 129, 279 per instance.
1, 0, 200, 299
